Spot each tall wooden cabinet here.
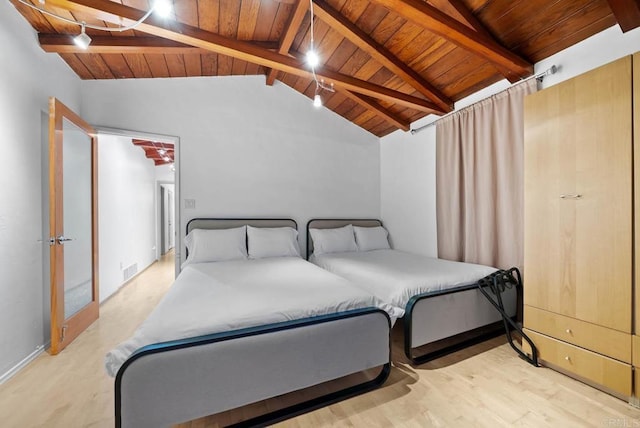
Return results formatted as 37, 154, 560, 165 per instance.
523, 55, 634, 398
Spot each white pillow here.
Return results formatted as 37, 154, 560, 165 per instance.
310, 225, 358, 256
247, 226, 300, 259
354, 226, 390, 251
184, 226, 247, 264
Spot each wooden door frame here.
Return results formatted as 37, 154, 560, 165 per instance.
49, 97, 99, 355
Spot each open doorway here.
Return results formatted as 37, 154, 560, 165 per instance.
94, 127, 179, 303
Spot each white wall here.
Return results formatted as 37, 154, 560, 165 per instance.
155, 164, 175, 182
98, 135, 158, 302
81, 76, 380, 262
380, 126, 437, 257
0, 2, 81, 378
380, 25, 640, 256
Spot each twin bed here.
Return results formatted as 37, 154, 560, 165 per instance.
306, 219, 519, 364
108, 217, 522, 427
109, 219, 392, 428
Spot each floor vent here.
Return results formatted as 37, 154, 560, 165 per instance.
123, 263, 138, 282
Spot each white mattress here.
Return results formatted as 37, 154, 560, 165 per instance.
105, 257, 393, 377
311, 249, 497, 317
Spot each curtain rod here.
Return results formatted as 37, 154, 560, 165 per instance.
410, 65, 558, 135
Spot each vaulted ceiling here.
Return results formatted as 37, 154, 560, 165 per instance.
10, 0, 639, 137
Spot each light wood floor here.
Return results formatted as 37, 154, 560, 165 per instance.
2, 251, 640, 427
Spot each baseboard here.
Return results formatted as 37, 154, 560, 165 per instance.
0, 345, 45, 385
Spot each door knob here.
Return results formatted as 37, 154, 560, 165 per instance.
56, 236, 74, 244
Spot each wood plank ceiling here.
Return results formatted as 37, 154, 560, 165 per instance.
10, 0, 635, 137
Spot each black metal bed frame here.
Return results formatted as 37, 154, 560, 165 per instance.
404, 267, 538, 366
115, 218, 392, 427
115, 307, 392, 428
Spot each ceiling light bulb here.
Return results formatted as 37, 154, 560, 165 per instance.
313, 94, 322, 108
306, 50, 320, 68
73, 24, 91, 50
153, 0, 173, 18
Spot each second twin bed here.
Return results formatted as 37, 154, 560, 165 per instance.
306, 219, 519, 364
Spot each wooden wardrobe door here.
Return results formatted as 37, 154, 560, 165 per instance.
524, 56, 632, 332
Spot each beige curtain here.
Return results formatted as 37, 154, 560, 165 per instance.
436, 79, 537, 270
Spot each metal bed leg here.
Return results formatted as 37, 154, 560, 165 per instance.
476, 268, 539, 367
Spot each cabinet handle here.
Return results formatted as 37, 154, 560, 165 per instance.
565, 356, 571, 362
560, 194, 582, 199
565, 328, 572, 334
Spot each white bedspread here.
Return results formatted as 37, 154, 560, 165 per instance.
311, 249, 497, 317
105, 257, 394, 377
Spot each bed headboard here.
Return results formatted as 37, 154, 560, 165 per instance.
185, 218, 298, 258
187, 218, 297, 234
306, 219, 382, 259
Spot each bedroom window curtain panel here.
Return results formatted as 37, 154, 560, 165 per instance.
435, 79, 537, 270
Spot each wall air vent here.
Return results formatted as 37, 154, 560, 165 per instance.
123, 263, 138, 282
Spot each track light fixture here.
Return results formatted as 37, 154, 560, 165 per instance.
15, 0, 172, 43
306, 50, 319, 68
152, 0, 173, 19
313, 94, 322, 108
73, 23, 91, 50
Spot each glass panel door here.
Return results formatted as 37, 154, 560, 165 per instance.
49, 98, 98, 354
62, 118, 94, 318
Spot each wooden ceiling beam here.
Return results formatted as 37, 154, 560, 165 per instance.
339, 90, 410, 131
606, 0, 640, 32
435, 0, 521, 82
45, 0, 445, 113
41, 34, 203, 54
369, 0, 533, 79
313, 0, 452, 112
266, 0, 309, 86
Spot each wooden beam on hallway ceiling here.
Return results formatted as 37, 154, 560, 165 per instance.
313, 0, 452, 112
606, 0, 640, 32
44, 0, 445, 114
132, 139, 174, 150
265, 0, 309, 86
39, 34, 278, 54
368, 0, 533, 80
